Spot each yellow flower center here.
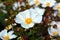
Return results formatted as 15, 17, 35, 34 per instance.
53, 32, 58, 36
35, 0, 40, 5
25, 18, 32, 24
58, 12, 60, 17
46, 2, 50, 7
4, 35, 10, 40
57, 6, 60, 10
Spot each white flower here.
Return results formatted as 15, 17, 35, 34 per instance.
48, 26, 58, 36
0, 29, 17, 40
41, 0, 56, 7
13, 2, 25, 10
48, 21, 60, 36
53, 11, 60, 17
53, 3, 60, 11
15, 7, 45, 29
28, 0, 43, 6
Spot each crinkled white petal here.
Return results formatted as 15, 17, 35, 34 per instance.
15, 17, 24, 24
54, 11, 57, 16
34, 7, 45, 15
0, 29, 7, 37
48, 27, 54, 36
50, 21, 57, 25
8, 31, 14, 35
58, 30, 60, 36
50, 2, 56, 7
13, 2, 18, 10
15, 12, 26, 24
33, 15, 42, 23
30, 8, 38, 19
24, 10, 31, 18
9, 34, 17, 39
48, 26, 58, 36
0, 29, 8, 40
42, 4, 46, 7
21, 22, 34, 29
28, 0, 35, 5
1, 29, 7, 37
13, 2, 20, 10
21, 2, 25, 6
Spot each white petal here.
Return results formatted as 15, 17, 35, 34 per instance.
17, 2, 21, 7
48, 27, 54, 36
58, 30, 60, 36
9, 34, 17, 39
29, 8, 38, 19
42, 4, 46, 7
13, 2, 18, 10
50, 2, 56, 7
34, 7, 45, 15
41, 0, 56, 7
15, 12, 25, 24
13, 6, 17, 10
21, 2, 25, 6
8, 31, 14, 36
13, 2, 20, 10
48, 26, 58, 36
15, 17, 24, 24
50, 21, 57, 25
21, 22, 34, 29
54, 11, 57, 16
0, 29, 7, 37
28, 0, 35, 5
33, 15, 42, 23
24, 10, 31, 18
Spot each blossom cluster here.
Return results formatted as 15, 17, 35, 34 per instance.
0, 0, 60, 40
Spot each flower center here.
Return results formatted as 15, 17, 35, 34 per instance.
25, 18, 32, 24
53, 32, 58, 36
4, 35, 10, 40
46, 2, 50, 7
35, 0, 40, 5
57, 6, 60, 10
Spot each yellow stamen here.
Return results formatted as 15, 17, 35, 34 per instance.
46, 2, 50, 7
53, 32, 58, 36
35, 0, 40, 5
4, 35, 10, 40
25, 18, 32, 24
57, 6, 60, 10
